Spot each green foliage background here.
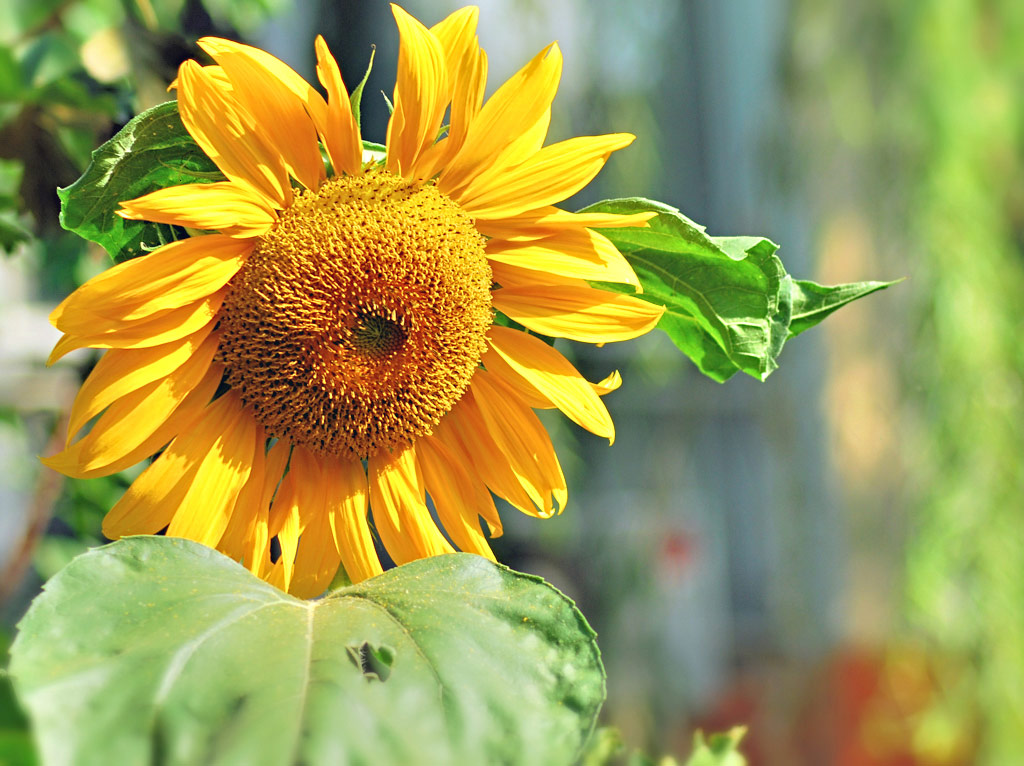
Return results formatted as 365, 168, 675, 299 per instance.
786, 0, 1024, 762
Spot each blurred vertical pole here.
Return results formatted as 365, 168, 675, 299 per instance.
312, 1, 397, 145
257, 2, 314, 77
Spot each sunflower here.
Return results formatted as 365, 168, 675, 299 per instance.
44, 4, 664, 597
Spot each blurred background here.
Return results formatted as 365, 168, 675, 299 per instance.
1, 0, 1022, 764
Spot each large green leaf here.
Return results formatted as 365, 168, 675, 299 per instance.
58, 101, 222, 262
10, 538, 604, 766
583, 198, 895, 382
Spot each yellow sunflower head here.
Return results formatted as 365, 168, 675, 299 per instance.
44, 4, 664, 597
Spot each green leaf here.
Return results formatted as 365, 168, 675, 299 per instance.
10, 537, 604, 766
583, 198, 893, 382
684, 728, 747, 766
584, 198, 789, 382
0, 46, 22, 102
350, 45, 376, 129
199, 0, 290, 38
0, 629, 34, 766
787, 278, 899, 338
58, 101, 222, 262
0, 728, 36, 766
362, 139, 387, 165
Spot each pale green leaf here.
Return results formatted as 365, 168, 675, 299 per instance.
684, 728, 747, 766
349, 45, 376, 129
10, 537, 604, 766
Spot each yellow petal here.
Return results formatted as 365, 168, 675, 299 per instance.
491, 284, 664, 343
468, 370, 567, 517
268, 446, 321, 573
484, 326, 615, 442
368, 444, 454, 565
430, 6, 479, 86
168, 64, 232, 93
163, 391, 258, 547
102, 454, 196, 539
244, 439, 292, 576
385, 5, 449, 179
217, 422, 267, 563
65, 324, 215, 445
447, 108, 551, 199
177, 59, 291, 208
195, 38, 328, 127
44, 359, 222, 480
290, 514, 341, 598
411, 7, 484, 179
100, 380, 247, 539
290, 465, 344, 599
413, 49, 488, 180
435, 398, 535, 520
260, 440, 292, 523
593, 369, 622, 397
314, 36, 362, 177
486, 227, 641, 289
50, 234, 248, 331
198, 37, 326, 191
476, 206, 656, 241
48, 332, 218, 467
458, 133, 636, 220
439, 43, 561, 196
428, 416, 503, 538
117, 182, 275, 238
322, 454, 383, 584
417, 435, 496, 559
48, 293, 224, 364
489, 261, 589, 290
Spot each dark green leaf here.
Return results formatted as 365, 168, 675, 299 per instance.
0, 217, 30, 254
788, 278, 898, 338
350, 45, 376, 130
29, 75, 119, 116
18, 32, 79, 89
10, 537, 604, 766
196, 0, 288, 37
584, 198, 892, 382
58, 101, 222, 262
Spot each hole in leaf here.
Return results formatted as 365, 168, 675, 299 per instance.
346, 641, 394, 682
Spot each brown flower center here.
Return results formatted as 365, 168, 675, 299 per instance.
217, 168, 492, 459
